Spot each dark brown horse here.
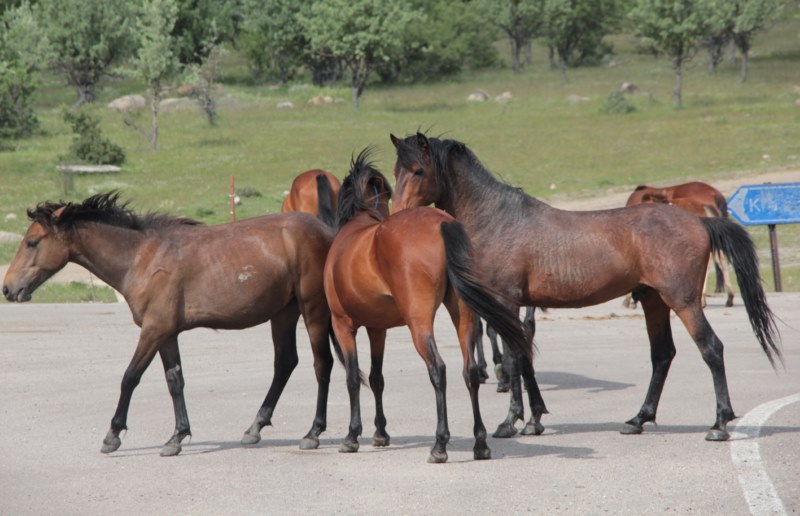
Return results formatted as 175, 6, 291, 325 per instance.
626, 182, 734, 306
2, 192, 338, 456
324, 149, 531, 463
390, 132, 782, 442
282, 169, 341, 226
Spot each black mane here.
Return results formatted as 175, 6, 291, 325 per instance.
335, 147, 393, 230
28, 191, 203, 231
399, 133, 533, 216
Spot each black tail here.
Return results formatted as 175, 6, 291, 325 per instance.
702, 218, 783, 368
440, 221, 533, 361
316, 174, 336, 227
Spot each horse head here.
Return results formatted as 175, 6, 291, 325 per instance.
390, 132, 442, 214
335, 147, 392, 229
3, 205, 70, 302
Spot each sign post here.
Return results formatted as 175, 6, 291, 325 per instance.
728, 182, 800, 292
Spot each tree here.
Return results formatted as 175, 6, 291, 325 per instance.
540, 0, 622, 77
630, 0, 716, 107
479, 0, 542, 73
133, 0, 179, 150
239, 0, 311, 83
727, 0, 784, 82
171, 0, 239, 67
301, 0, 423, 109
0, 2, 51, 141
38, 0, 135, 106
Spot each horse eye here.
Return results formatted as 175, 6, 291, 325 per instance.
26, 239, 39, 249
414, 168, 424, 176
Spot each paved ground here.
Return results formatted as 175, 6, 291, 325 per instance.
0, 294, 797, 515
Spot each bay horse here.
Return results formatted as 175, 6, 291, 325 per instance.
626, 182, 734, 307
281, 169, 341, 226
390, 132, 782, 442
3, 192, 339, 456
324, 149, 531, 463
623, 190, 734, 308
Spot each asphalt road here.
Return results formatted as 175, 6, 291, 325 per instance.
1, 294, 798, 515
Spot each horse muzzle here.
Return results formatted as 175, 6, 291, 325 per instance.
2, 284, 31, 302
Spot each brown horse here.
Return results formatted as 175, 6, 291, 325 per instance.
626, 182, 734, 306
281, 169, 341, 226
2, 192, 338, 456
324, 149, 531, 463
390, 132, 782, 442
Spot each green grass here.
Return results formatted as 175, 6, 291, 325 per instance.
2, 6, 799, 297
12, 282, 118, 303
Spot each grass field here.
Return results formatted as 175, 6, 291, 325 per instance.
2, 6, 799, 299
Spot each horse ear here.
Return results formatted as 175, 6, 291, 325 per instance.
416, 132, 429, 153
52, 206, 66, 220
390, 134, 403, 150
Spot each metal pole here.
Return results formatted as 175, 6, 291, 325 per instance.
229, 175, 235, 222
768, 224, 782, 292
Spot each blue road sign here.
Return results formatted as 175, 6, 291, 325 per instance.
727, 182, 800, 226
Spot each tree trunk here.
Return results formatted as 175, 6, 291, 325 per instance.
739, 50, 749, 83
150, 87, 160, 150
548, 45, 556, 70
524, 39, 532, 66
673, 60, 683, 108
510, 39, 521, 73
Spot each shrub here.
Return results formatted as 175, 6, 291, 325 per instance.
62, 110, 126, 165
601, 91, 636, 114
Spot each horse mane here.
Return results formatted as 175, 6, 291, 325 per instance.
634, 185, 648, 191
28, 191, 203, 232
335, 147, 393, 230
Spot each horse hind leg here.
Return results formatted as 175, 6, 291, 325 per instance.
158, 336, 191, 457
409, 326, 450, 463
366, 327, 390, 447
621, 289, 676, 435
298, 303, 335, 450
473, 318, 490, 383
242, 305, 300, 446
487, 324, 510, 392
715, 250, 735, 307
674, 306, 736, 441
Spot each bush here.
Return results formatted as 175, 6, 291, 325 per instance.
601, 91, 636, 114
62, 110, 126, 165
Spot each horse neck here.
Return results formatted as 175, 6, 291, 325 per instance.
67, 223, 145, 292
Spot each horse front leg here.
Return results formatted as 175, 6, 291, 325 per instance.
101, 327, 163, 454
473, 318, 490, 383
493, 339, 524, 438
298, 313, 335, 451
487, 324, 510, 392
242, 306, 300, 446
366, 328, 390, 447
158, 336, 191, 457
622, 290, 675, 435
520, 307, 548, 436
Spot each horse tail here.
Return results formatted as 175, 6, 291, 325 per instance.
701, 218, 783, 368
316, 174, 336, 227
440, 221, 533, 361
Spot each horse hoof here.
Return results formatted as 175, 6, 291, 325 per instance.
427, 451, 448, 464
620, 423, 643, 435
478, 369, 489, 384
339, 440, 359, 453
494, 364, 504, 381
473, 447, 491, 460
241, 431, 261, 446
493, 423, 518, 438
100, 436, 121, 454
372, 432, 390, 447
705, 429, 730, 442
521, 421, 545, 436
299, 436, 320, 450
160, 443, 182, 457
496, 382, 510, 393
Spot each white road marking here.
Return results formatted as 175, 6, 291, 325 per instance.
730, 392, 800, 516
